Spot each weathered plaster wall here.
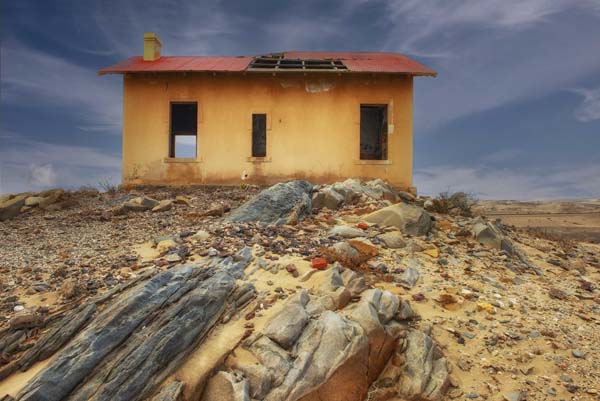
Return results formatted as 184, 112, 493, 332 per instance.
122, 73, 414, 189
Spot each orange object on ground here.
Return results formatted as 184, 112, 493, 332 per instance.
311, 258, 328, 270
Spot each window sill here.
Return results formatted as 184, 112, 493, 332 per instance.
355, 159, 392, 165
246, 156, 272, 163
163, 157, 202, 163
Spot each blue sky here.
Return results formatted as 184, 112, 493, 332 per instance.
1, 0, 599, 199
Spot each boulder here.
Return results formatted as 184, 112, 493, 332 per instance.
261, 311, 370, 401
377, 231, 406, 249
263, 291, 310, 349
24, 196, 43, 207
364, 203, 433, 236
327, 242, 365, 267
370, 329, 449, 401
38, 189, 65, 210
0, 194, 28, 221
473, 222, 502, 249
311, 188, 344, 210
347, 238, 379, 259
328, 225, 365, 239
227, 181, 313, 224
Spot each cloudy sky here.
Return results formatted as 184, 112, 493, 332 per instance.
1, 0, 600, 199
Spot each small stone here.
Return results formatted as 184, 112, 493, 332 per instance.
503, 391, 525, 401
311, 258, 328, 270
422, 247, 439, 258
151, 199, 173, 213
191, 230, 210, 241
412, 293, 425, 301
175, 195, 193, 206
165, 254, 182, 263
571, 349, 586, 358
549, 287, 568, 300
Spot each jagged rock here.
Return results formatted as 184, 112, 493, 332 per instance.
396, 300, 418, 321
340, 268, 369, 297
24, 197, 43, 207
200, 371, 249, 401
347, 238, 379, 259
398, 266, 420, 289
247, 336, 292, 388
9, 310, 43, 330
228, 180, 312, 224
152, 199, 173, 213
473, 222, 503, 249
38, 189, 64, 210
16, 249, 253, 401
364, 203, 433, 236
123, 196, 160, 212
174, 195, 192, 206
328, 225, 365, 239
330, 178, 400, 204
398, 330, 449, 400
311, 188, 344, 210
262, 311, 369, 401
263, 291, 310, 349
327, 242, 365, 267
377, 231, 406, 249
0, 194, 28, 221
150, 381, 185, 401
371, 329, 449, 401
231, 362, 272, 400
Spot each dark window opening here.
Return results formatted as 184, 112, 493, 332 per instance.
252, 114, 267, 157
360, 105, 388, 160
170, 102, 197, 158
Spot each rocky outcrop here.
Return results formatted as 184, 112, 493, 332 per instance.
368, 328, 449, 401
228, 181, 313, 224
14, 249, 253, 401
203, 279, 447, 401
364, 203, 433, 236
0, 194, 28, 221
311, 179, 408, 211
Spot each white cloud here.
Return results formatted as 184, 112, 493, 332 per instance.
0, 134, 121, 194
415, 162, 600, 200
29, 164, 58, 187
571, 87, 600, 122
374, 1, 600, 131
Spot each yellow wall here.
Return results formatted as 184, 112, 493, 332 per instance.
122, 73, 414, 189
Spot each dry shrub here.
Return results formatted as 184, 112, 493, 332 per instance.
98, 178, 118, 195
429, 191, 477, 216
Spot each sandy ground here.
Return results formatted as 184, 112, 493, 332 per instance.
475, 199, 600, 243
1, 188, 599, 400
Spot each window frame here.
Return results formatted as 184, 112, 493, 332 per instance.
169, 101, 198, 159
359, 104, 388, 161
251, 113, 268, 158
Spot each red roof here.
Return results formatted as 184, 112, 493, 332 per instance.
99, 52, 436, 76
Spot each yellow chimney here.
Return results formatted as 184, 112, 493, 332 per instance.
143, 32, 162, 61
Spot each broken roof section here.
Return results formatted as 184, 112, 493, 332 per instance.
99, 51, 436, 76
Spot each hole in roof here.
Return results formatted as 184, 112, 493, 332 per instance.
248, 55, 348, 71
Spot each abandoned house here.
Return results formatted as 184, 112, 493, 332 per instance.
99, 33, 436, 190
